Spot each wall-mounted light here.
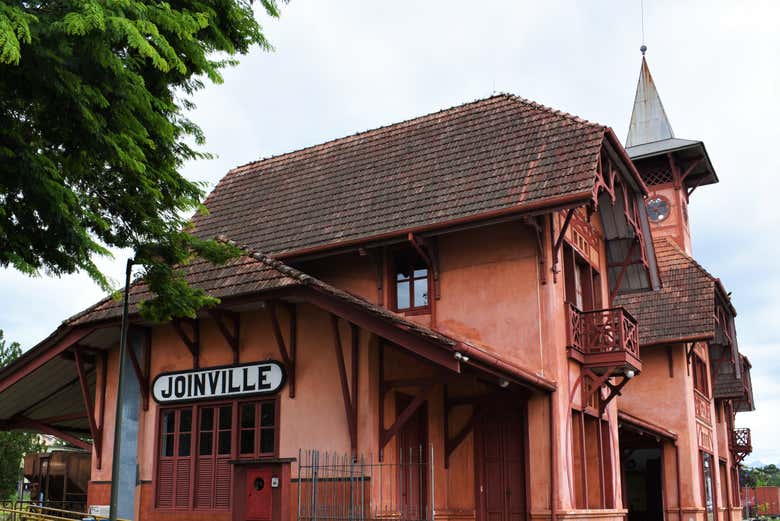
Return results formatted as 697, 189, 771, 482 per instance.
454, 352, 470, 362
625, 369, 636, 379
499, 379, 510, 388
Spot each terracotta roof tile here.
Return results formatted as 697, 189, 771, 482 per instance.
615, 237, 719, 346
192, 94, 608, 256
67, 256, 301, 325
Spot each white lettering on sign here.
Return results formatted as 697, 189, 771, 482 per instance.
152, 361, 285, 404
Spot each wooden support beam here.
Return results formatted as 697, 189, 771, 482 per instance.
74, 349, 102, 466
12, 416, 93, 452
209, 310, 241, 364
269, 301, 297, 398
331, 316, 358, 455
444, 383, 480, 469
171, 318, 200, 369
380, 382, 433, 452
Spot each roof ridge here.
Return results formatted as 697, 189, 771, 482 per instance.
507, 93, 605, 129
222, 93, 606, 176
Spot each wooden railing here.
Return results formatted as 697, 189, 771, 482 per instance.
731, 427, 752, 454
566, 304, 640, 359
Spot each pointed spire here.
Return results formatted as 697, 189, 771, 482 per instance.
626, 47, 675, 147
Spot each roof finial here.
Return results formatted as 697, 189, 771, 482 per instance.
640, 0, 647, 56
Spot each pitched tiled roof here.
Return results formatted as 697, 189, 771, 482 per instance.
615, 237, 719, 346
67, 256, 302, 325
192, 94, 610, 257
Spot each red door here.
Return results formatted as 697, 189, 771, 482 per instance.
245, 467, 273, 521
476, 408, 526, 521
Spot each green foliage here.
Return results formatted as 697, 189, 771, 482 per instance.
0, 0, 280, 321
742, 464, 780, 488
0, 331, 43, 500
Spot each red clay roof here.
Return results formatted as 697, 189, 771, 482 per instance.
615, 237, 723, 346
192, 94, 610, 257
67, 256, 301, 326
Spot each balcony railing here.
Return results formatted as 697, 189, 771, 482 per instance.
566, 304, 641, 374
731, 427, 752, 453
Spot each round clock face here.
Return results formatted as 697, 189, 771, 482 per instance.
647, 196, 671, 223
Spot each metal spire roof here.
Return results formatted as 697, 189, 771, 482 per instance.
626, 50, 675, 147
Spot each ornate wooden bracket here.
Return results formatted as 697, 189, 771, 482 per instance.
551, 208, 575, 283
74, 348, 103, 466
172, 318, 200, 369
579, 367, 632, 416
408, 233, 440, 299
270, 301, 297, 398
209, 310, 241, 364
522, 215, 547, 285
331, 316, 359, 455
127, 328, 151, 411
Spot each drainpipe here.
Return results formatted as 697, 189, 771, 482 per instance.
675, 441, 683, 521
550, 394, 558, 521
109, 258, 134, 521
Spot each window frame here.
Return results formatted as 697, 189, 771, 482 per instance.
692, 352, 711, 398
153, 396, 280, 512
700, 450, 717, 521
389, 248, 432, 315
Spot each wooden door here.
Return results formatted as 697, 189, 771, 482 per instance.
476, 408, 526, 521
396, 396, 428, 521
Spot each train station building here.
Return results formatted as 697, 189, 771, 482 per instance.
0, 53, 755, 521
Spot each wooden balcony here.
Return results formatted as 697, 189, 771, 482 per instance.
730, 427, 752, 464
566, 304, 642, 375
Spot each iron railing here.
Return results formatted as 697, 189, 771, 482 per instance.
297, 446, 434, 521
566, 304, 640, 359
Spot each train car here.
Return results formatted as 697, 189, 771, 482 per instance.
742, 487, 780, 518
23, 449, 91, 511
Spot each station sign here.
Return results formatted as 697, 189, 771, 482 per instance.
152, 361, 285, 404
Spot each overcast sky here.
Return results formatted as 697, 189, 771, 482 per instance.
0, 0, 777, 463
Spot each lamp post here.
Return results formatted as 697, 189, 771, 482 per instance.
109, 258, 135, 521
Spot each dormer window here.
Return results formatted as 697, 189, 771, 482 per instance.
392, 250, 430, 313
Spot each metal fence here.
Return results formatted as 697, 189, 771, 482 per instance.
297, 446, 434, 521
0, 501, 89, 521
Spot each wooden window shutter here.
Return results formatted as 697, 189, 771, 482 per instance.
215, 459, 232, 509
195, 458, 214, 509
156, 460, 174, 508
175, 459, 191, 508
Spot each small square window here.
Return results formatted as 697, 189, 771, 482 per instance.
392, 250, 430, 313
